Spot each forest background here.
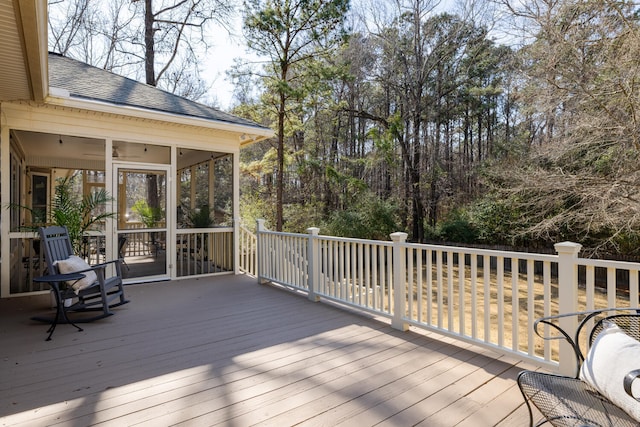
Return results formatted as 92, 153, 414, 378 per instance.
47, 0, 640, 258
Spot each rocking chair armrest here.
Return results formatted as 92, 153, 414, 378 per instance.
91, 259, 123, 270
61, 259, 121, 280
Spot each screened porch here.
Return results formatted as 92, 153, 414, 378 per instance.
5, 129, 237, 298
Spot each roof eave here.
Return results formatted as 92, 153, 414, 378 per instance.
45, 93, 274, 144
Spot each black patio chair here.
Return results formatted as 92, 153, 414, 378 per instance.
118, 235, 130, 271
518, 307, 640, 426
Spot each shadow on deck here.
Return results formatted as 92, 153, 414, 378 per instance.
0, 274, 538, 426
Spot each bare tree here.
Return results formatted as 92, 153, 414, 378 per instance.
489, 0, 640, 255
48, 0, 234, 100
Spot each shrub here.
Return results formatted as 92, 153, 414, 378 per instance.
323, 196, 400, 240
437, 210, 478, 244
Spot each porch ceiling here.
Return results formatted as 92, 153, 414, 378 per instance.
13, 129, 229, 169
13, 130, 105, 166
0, 0, 48, 102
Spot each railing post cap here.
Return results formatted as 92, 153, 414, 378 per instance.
554, 241, 582, 254
390, 232, 408, 242
307, 227, 320, 235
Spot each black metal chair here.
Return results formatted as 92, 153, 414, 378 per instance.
518, 308, 640, 426
38, 225, 129, 322
118, 235, 129, 271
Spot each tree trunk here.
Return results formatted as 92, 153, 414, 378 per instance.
412, 117, 425, 242
276, 87, 286, 231
144, 0, 156, 86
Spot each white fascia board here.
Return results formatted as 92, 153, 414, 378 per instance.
16, 0, 49, 102
45, 94, 274, 143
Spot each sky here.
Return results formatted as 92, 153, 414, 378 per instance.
204, 18, 247, 110
204, 13, 267, 111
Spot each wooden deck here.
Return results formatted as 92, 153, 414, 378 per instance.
0, 274, 542, 426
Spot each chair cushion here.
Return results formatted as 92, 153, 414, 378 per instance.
54, 256, 97, 293
579, 322, 640, 421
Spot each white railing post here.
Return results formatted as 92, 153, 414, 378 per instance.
307, 227, 320, 302
233, 216, 240, 274
256, 219, 268, 284
555, 241, 582, 376
391, 232, 409, 331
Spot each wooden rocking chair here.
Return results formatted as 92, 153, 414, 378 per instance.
38, 225, 129, 322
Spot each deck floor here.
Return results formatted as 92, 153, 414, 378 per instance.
0, 274, 542, 426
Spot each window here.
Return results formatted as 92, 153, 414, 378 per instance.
30, 173, 48, 225
10, 150, 22, 231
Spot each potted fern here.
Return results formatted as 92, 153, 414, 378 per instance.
187, 204, 214, 229
50, 176, 116, 254
131, 200, 164, 253
185, 204, 214, 260
131, 200, 163, 229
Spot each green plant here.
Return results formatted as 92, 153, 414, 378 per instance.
323, 195, 399, 240
437, 210, 478, 244
13, 175, 116, 253
132, 200, 163, 228
186, 204, 214, 228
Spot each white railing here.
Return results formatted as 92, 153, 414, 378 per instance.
254, 220, 640, 373
9, 227, 235, 292
258, 226, 310, 290
308, 228, 395, 316
239, 225, 257, 276
176, 228, 234, 277
400, 240, 561, 368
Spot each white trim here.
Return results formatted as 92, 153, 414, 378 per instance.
233, 152, 240, 274
169, 147, 177, 279
0, 120, 10, 298
45, 96, 273, 143
2, 102, 248, 152
113, 162, 173, 282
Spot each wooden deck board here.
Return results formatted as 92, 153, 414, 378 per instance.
0, 274, 537, 426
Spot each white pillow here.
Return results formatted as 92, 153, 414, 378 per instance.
54, 255, 97, 293
579, 322, 640, 421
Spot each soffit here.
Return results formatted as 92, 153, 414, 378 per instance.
0, 0, 47, 102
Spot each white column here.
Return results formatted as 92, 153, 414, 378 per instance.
169, 146, 177, 278
232, 152, 239, 275
555, 241, 582, 376
307, 227, 320, 302
391, 232, 409, 331
0, 111, 10, 297
105, 138, 115, 264
256, 219, 267, 284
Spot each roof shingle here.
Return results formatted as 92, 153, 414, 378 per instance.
48, 52, 266, 130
